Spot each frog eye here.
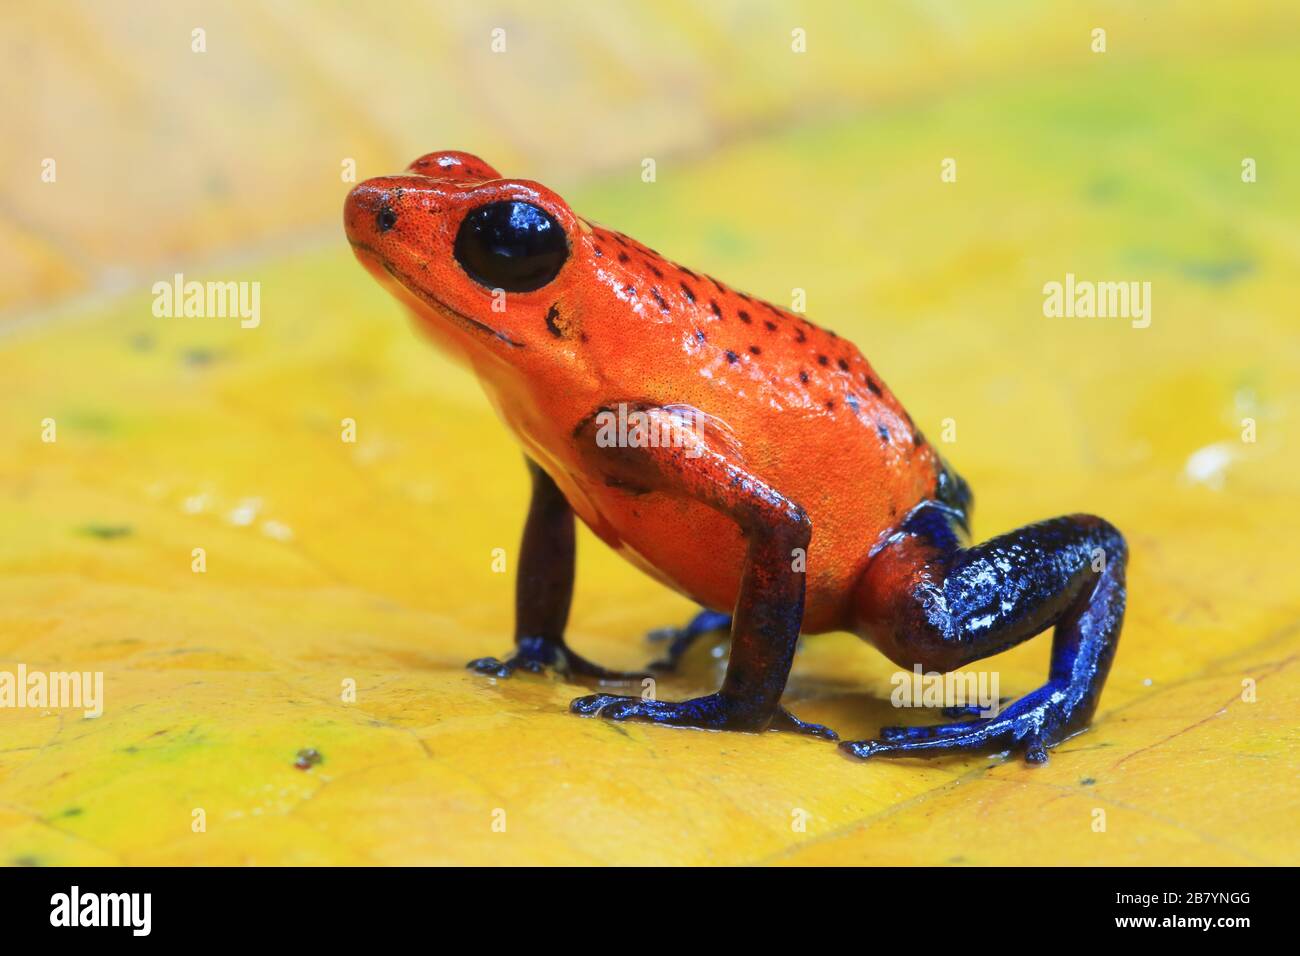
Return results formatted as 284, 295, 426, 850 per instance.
453, 201, 568, 293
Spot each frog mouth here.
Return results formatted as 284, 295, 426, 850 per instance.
349, 241, 523, 348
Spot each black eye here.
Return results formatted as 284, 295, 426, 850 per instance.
453, 201, 568, 292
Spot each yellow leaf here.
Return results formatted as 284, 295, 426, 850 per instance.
1, 0, 1297, 866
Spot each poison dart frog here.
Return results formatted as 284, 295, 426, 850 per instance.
344, 150, 1128, 764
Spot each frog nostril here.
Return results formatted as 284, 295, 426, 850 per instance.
377, 206, 398, 233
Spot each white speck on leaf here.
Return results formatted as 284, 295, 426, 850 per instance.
1183, 442, 1234, 490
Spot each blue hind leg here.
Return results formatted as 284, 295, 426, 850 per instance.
844, 507, 1127, 765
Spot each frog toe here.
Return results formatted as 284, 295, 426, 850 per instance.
769, 706, 838, 740
878, 723, 956, 742
843, 684, 1085, 763
840, 717, 1014, 761
467, 639, 647, 684
569, 693, 629, 716
878, 719, 986, 742
569, 693, 695, 725
571, 692, 764, 732
467, 655, 528, 678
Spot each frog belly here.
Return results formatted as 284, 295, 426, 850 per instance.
569, 483, 858, 635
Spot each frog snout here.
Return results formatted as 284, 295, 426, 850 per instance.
343, 180, 401, 246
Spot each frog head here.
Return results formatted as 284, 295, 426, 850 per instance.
344, 151, 594, 381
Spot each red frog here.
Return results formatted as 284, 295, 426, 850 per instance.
344, 150, 1127, 763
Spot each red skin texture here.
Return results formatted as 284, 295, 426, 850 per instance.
344, 151, 945, 636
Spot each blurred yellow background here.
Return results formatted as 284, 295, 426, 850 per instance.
1, 1, 1297, 864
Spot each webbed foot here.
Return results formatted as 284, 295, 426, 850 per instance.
468, 635, 649, 684
570, 692, 835, 738
841, 682, 1086, 765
